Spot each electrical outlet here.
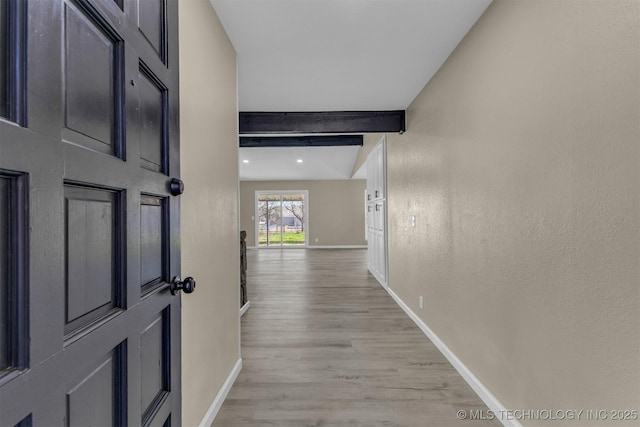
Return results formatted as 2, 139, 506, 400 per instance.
315, 238, 318, 243
411, 215, 416, 227
419, 295, 424, 310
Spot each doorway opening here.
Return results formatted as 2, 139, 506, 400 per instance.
256, 191, 308, 247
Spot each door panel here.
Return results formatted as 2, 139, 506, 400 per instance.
140, 307, 170, 425
63, 1, 124, 156
0, 176, 9, 370
67, 357, 115, 426
0, 1, 7, 119
140, 194, 168, 292
138, 63, 168, 173
13, 415, 32, 427
138, 0, 167, 63
64, 184, 124, 336
0, 169, 28, 372
0, 0, 182, 425
140, 315, 164, 414
66, 340, 127, 426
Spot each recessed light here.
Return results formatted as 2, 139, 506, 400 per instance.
296, 159, 303, 163
242, 160, 250, 163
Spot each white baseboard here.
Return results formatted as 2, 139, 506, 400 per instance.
385, 287, 521, 427
240, 301, 250, 316
248, 245, 367, 250
198, 358, 242, 427
248, 246, 307, 250
309, 245, 367, 249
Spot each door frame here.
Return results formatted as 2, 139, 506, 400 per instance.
254, 190, 309, 248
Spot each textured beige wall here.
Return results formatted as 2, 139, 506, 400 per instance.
240, 180, 367, 247
387, 0, 639, 424
179, 1, 239, 425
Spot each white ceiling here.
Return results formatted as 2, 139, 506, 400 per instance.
210, 0, 491, 112
211, 0, 492, 181
239, 146, 360, 181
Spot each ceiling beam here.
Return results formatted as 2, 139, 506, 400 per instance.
239, 111, 406, 134
240, 135, 363, 148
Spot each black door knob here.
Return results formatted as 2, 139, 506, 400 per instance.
171, 276, 196, 295
169, 178, 184, 196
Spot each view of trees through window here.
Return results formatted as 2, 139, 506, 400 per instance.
257, 192, 306, 246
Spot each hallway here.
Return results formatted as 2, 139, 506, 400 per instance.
213, 249, 499, 426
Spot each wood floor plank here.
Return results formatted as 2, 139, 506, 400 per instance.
211, 249, 499, 427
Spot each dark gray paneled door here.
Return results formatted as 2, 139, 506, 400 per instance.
0, 0, 184, 425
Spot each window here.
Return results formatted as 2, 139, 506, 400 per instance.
256, 191, 308, 247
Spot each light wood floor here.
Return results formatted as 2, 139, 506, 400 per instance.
212, 249, 499, 427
